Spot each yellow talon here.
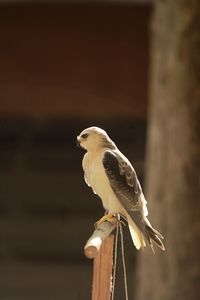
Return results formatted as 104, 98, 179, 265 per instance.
95, 214, 117, 228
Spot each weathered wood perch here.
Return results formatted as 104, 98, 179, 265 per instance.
84, 219, 118, 300
84, 219, 118, 259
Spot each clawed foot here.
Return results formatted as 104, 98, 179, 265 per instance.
95, 214, 117, 228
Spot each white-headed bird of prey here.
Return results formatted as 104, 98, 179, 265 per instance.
77, 126, 165, 251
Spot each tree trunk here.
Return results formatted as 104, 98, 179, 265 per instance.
136, 1, 200, 300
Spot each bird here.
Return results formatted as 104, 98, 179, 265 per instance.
77, 126, 165, 251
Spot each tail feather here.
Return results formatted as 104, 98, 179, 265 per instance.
145, 222, 165, 251
127, 214, 165, 252
145, 218, 164, 239
127, 216, 146, 250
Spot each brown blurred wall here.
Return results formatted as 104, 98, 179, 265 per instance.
0, 4, 150, 120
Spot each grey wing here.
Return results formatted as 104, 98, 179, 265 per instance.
102, 150, 147, 233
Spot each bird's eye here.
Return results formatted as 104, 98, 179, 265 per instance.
81, 133, 88, 139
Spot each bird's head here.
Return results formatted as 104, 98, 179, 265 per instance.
77, 126, 116, 152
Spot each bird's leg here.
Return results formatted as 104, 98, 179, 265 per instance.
95, 213, 117, 228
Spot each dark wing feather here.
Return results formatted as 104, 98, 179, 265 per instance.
102, 150, 145, 233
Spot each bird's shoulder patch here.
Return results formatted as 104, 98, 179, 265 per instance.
102, 150, 120, 178
103, 150, 140, 192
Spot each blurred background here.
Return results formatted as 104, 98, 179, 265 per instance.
0, 0, 199, 300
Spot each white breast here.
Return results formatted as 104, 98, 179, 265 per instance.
82, 151, 125, 215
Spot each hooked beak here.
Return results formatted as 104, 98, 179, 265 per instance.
76, 137, 81, 147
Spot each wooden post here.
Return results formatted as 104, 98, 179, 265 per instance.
92, 235, 114, 300
84, 220, 117, 300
